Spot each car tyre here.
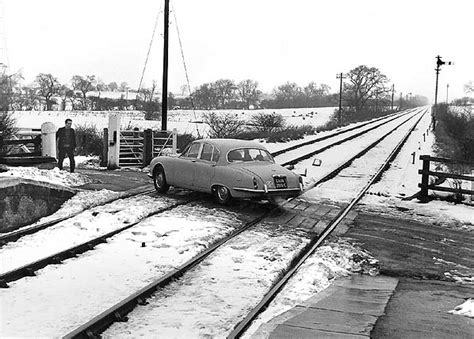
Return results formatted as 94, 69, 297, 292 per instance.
153, 166, 170, 193
215, 185, 232, 205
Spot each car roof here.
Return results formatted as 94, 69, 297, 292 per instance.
196, 138, 267, 153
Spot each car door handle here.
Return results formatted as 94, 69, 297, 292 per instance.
191, 160, 196, 163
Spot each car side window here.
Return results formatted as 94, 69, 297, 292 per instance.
184, 142, 201, 159
212, 148, 220, 162
200, 143, 213, 161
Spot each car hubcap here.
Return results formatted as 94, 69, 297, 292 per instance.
156, 173, 163, 187
218, 186, 229, 200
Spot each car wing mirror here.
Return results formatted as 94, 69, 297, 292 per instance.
285, 164, 295, 170
312, 158, 322, 166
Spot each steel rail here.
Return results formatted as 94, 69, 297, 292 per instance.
271, 108, 414, 158
63, 109, 426, 338
0, 197, 190, 287
280, 108, 420, 166
0, 109, 413, 248
63, 207, 274, 338
227, 108, 427, 337
0, 186, 156, 247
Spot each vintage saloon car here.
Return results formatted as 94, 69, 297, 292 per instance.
149, 139, 303, 204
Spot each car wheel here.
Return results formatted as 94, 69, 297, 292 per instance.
215, 185, 232, 205
153, 166, 170, 193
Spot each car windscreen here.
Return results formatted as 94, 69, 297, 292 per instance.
227, 148, 274, 163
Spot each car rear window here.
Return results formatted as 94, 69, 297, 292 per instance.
227, 148, 274, 163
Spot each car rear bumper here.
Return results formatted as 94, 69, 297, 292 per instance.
233, 186, 302, 197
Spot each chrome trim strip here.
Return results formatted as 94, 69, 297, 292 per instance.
233, 187, 301, 193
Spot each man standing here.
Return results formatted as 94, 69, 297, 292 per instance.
56, 118, 76, 173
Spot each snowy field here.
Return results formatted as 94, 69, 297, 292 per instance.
11, 107, 338, 137
1, 107, 473, 337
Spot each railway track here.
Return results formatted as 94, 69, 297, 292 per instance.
0, 108, 417, 252
1, 107, 428, 337
59, 108, 427, 338
0, 187, 156, 246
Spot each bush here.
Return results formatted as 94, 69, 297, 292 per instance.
203, 112, 245, 138
434, 104, 474, 162
0, 111, 17, 139
267, 125, 317, 143
250, 112, 285, 133
75, 125, 103, 156
234, 124, 317, 143
0, 112, 18, 153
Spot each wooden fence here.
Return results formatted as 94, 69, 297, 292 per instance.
418, 155, 474, 201
0, 131, 42, 156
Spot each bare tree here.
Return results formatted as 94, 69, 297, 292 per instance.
34, 73, 61, 110
119, 81, 128, 92
236, 79, 261, 109
108, 81, 118, 92
71, 75, 96, 109
345, 65, 389, 114
1, 72, 18, 111
272, 82, 304, 107
141, 81, 160, 119
193, 83, 218, 109
214, 79, 236, 108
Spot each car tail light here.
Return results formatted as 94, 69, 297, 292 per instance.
253, 177, 258, 189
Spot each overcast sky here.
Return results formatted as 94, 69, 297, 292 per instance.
1, 0, 473, 102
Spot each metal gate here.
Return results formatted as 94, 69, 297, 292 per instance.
118, 129, 177, 167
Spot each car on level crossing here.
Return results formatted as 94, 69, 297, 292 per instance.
149, 138, 303, 204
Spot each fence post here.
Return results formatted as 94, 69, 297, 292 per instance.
100, 128, 108, 167
172, 128, 177, 154
419, 155, 430, 201
143, 129, 153, 166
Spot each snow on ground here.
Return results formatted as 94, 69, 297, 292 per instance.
449, 298, 474, 318
0, 204, 245, 337
103, 223, 377, 338
12, 107, 337, 137
0, 162, 95, 187
1, 107, 472, 336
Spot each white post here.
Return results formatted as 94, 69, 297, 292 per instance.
107, 115, 121, 169
172, 128, 177, 154
41, 122, 57, 157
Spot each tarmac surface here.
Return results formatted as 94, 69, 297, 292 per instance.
75, 168, 474, 338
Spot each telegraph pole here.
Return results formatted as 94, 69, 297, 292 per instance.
446, 84, 449, 104
0, 0, 8, 74
161, 0, 170, 131
336, 72, 346, 127
391, 84, 395, 111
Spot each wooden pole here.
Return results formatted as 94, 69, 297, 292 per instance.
161, 0, 169, 131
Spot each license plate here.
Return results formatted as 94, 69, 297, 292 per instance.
274, 176, 287, 189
